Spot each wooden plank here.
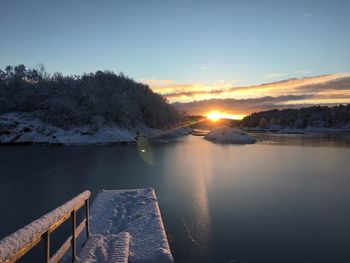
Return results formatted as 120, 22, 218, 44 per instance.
44, 232, 50, 263
85, 199, 90, 238
71, 211, 77, 262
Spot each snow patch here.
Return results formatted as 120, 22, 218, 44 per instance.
77, 232, 130, 263
204, 126, 256, 144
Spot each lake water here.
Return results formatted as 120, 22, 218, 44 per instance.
1, 133, 350, 263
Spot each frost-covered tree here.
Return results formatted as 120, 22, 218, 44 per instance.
0, 64, 183, 129
240, 105, 350, 129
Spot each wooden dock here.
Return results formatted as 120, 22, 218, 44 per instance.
0, 189, 173, 263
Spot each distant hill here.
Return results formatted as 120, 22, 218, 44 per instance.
240, 105, 350, 130
0, 64, 182, 129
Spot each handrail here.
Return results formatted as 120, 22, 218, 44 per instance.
0, 190, 91, 263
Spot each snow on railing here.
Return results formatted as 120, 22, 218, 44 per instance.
0, 190, 91, 263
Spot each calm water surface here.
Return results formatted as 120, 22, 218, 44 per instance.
1, 134, 350, 263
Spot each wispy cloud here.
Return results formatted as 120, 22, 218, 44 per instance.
294, 69, 312, 74
174, 92, 350, 116
173, 95, 316, 115
264, 72, 289, 80
264, 70, 312, 80
141, 79, 239, 102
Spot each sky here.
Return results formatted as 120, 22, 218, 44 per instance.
174, 74, 350, 118
1, 0, 349, 117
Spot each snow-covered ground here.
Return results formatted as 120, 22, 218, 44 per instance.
0, 112, 189, 145
78, 189, 173, 263
204, 126, 256, 144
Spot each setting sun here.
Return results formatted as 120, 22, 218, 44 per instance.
206, 111, 246, 121
207, 111, 221, 121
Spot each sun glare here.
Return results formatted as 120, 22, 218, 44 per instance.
206, 111, 246, 121
207, 111, 221, 121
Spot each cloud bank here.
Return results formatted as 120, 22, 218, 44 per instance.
142, 73, 350, 116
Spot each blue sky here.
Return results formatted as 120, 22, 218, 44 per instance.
1, 0, 349, 87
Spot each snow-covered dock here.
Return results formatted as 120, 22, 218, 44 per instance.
0, 189, 173, 263
79, 189, 173, 263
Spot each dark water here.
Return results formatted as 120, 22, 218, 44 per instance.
1, 134, 350, 263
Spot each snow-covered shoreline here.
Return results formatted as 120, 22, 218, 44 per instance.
242, 126, 350, 134
0, 112, 191, 145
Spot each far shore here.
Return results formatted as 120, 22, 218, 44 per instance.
242, 127, 350, 134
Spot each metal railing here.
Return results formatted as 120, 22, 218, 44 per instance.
0, 190, 91, 263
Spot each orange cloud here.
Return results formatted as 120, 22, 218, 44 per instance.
141, 73, 350, 116
142, 73, 350, 103
141, 79, 238, 102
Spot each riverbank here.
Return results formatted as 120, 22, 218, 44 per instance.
0, 112, 191, 145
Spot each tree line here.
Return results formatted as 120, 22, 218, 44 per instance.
0, 64, 183, 129
240, 105, 350, 129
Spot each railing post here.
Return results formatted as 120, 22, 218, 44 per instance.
85, 199, 90, 238
71, 210, 77, 262
44, 231, 50, 263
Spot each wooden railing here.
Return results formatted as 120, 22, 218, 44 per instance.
0, 190, 91, 263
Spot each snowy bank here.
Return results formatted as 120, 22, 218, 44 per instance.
204, 126, 256, 144
0, 112, 189, 145
78, 188, 173, 263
